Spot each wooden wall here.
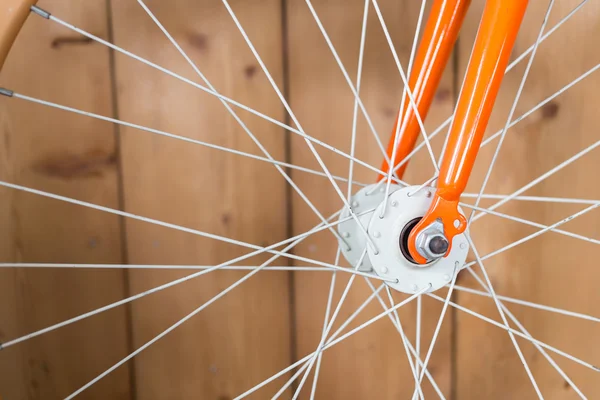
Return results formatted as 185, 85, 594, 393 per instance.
0, 0, 598, 399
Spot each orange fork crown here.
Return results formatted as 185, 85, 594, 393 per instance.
380, 0, 529, 265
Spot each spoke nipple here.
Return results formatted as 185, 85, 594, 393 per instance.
0, 88, 14, 97
31, 5, 51, 19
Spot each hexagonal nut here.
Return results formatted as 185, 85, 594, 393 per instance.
415, 225, 449, 261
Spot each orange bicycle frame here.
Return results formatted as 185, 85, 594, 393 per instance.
380, 0, 529, 264
378, 0, 470, 181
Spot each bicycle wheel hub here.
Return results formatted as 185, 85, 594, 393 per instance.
337, 184, 400, 272
338, 185, 469, 294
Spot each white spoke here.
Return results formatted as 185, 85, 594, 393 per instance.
32, 9, 400, 184
310, 2, 372, 396
427, 293, 600, 373
297, 285, 426, 390
404, 1, 428, 89
407, 175, 438, 197
137, 0, 349, 249
0, 208, 373, 350
0, 263, 337, 272
277, 251, 365, 400
222, 0, 379, 253
237, 285, 426, 399
415, 294, 422, 380
461, 202, 600, 247
303, 0, 390, 164
466, 234, 543, 398
413, 265, 458, 395
292, 250, 366, 399
472, 134, 600, 224
454, 284, 600, 324
273, 362, 310, 399
380, 0, 427, 219
480, 62, 600, 152
386, 286, 424, 400
510, 1, 589, 68
363, 279, 445, 399
386, 0, 594, 177
461, 193, 598, 206
67, 223, 326, 399
309, 266, 338, 400
345, 0, 370, 202
18, 1, 596, 397
465, 203, 600, 269
461, 266, 585, 398
244, 284, 386, 399
0, 179, 396, 281
2, 90, 364, 189
469, 0, 554, 224
370, 0, 439, 171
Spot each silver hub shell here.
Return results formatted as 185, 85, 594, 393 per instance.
337, 183, 401, 272
367, 185, 469, 294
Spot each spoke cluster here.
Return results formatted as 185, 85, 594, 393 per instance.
0, 1, 597, 399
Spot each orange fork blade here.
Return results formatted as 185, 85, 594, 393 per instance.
378, 0, 471, 182
408, 0, 529, 264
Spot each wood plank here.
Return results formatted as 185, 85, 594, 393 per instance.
287, 1, 456, 397
110, 0, 292, 398
455, 1, 600, 398
0, 0, 132, 398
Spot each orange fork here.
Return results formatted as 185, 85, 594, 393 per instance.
378, 0, 471, 182
408, 0, 529, 264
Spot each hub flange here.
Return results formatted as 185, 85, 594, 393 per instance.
367, 185, 469, 294
337, 183, 401, 272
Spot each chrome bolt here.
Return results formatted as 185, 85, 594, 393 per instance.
415, 220, 450, 262
429, 235, 449, 254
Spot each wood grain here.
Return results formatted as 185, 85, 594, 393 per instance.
455, 1, 600, 398
0, 0, 131, 398
287, 0, 455, 398
1, 0, 599, 398
110, 0, 292, 398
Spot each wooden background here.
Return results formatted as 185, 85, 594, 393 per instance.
0, 0, 598, 399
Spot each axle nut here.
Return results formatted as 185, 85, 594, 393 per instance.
415, 220, 449, 261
